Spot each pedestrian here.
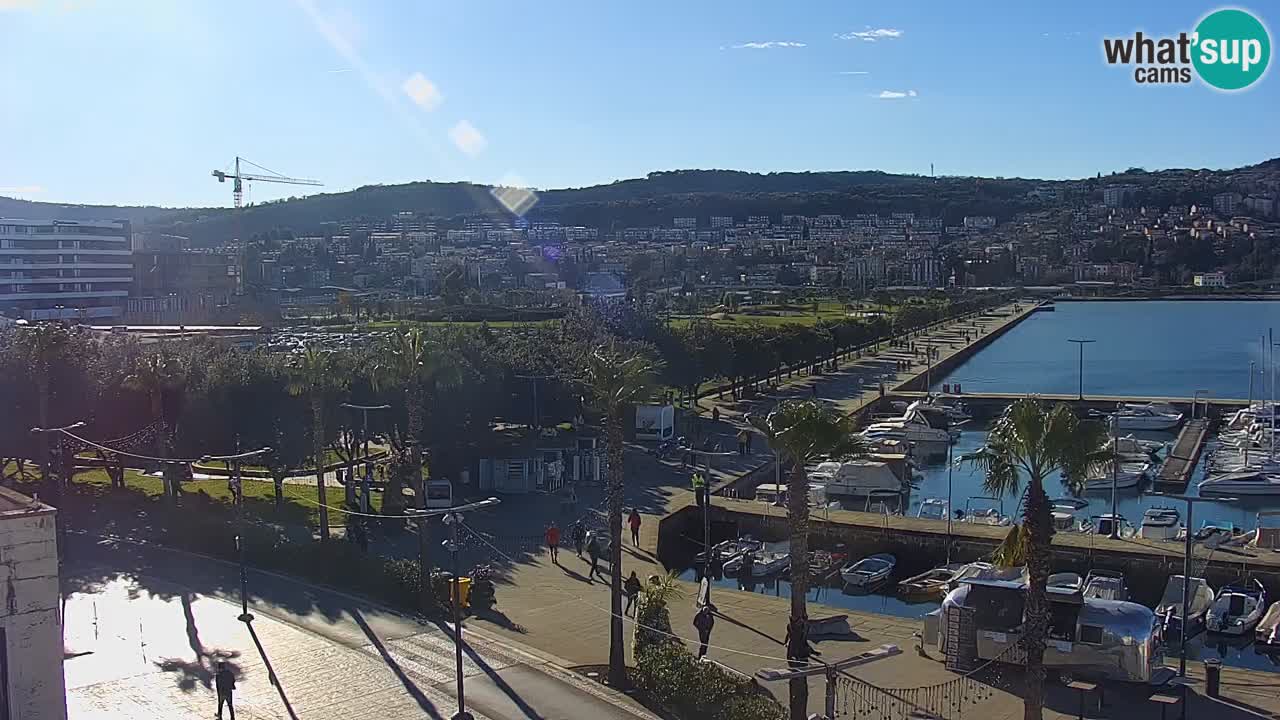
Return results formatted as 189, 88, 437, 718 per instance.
570, 519, 586, 557
587, 535, 603, 580
624, 571, 642, 616
736, 429, 748, 456
712, 406, 720, 423
745, 431, 753, 454
545, 521, 561, 565
693, 604, 715, 659
628, 508, 642, 546
215, 661, 236, 720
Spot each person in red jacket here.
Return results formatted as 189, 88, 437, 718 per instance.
628, 509, 642, 546
545, 522, 561, 564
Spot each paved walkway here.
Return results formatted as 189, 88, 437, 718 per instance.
62, 536, 655, 720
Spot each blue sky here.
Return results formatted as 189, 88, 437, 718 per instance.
1, 0, 1276, 207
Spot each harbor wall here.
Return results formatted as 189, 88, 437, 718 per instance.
893, 304, 1039, 392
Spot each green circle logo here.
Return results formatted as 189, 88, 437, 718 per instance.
1193, 8, 1271, 90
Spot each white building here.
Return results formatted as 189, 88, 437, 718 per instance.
963, 216, 996, 230
0, 219, 133, 321
1213, 192, 1243, 217
0, 487, 65, 720
1193, 271, 1227, 288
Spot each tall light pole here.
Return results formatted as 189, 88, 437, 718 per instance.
1109, 402, 1120, 538
341, 403, 391, 512
203, 445, 273, 623
31, 421, 87, 562
1067, 339, 1095, 401
689, 446, 737, 603
407, 497, 501, 720
1150, 493, 1237, 678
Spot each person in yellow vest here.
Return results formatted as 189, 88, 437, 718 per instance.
692, 471, 706, 507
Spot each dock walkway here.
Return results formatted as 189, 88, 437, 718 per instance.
1155, 418, 1211, 490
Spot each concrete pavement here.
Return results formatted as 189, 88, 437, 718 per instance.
62, 535, 656, 720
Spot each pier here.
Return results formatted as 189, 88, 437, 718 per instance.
1154, 418, 1212, 490
889, 390, 1248, 416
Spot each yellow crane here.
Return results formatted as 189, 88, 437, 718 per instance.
212, 156, 321, 208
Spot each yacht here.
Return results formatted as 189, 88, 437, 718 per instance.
809, 459, 904, 497
1109, 403, 1184, 431
1206, 581, 1267, 636
1082, 570, 1128, 601
1156, 575, 1215, 639
1139, 507, 1181, 541
1198, 470, 1280, 496
840, 553, 896, 587
1083, 460, 1150, 492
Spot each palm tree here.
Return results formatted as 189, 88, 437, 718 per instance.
966, 398, 1107, 720
584, 342, 658, 689
748, 400, 867, 720
287, 345, 349, 541
123, 351, 186, 498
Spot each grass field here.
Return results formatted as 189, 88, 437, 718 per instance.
669, 300, 902, 328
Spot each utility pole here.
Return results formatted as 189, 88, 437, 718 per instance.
1110, 402, 1120, 538
755, 644, 902, 720
1067, 338, 1095, 401
408, 498, 501, 720
202, 445, 273, 623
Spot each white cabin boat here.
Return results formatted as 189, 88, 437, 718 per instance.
1206, 581, 1266, 636
1083, 461, 1150, 492
1082, 570, 1128, 601
809, 459, 903, 497
1139, 507, 1181, 541
1110, 403, 1184, 431
1198, 470, 1280, 496
1156, 575, 1215, 638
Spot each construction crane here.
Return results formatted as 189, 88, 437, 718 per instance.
212, 156, 322, 208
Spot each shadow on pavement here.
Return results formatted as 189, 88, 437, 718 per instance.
351, 608, 447, 720
245, 621, 301, 720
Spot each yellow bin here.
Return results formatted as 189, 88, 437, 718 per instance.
455, 577, 472, 608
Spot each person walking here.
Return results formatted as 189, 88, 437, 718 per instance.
736, 429, 748, 456
711, 406, 720, 424
545, 521, 561, 565
693, 605, 715, 659
628, 509, 642, 546
215, 661, 236, 720
624, 571, 642, 617
569, 519, 586, 558
586, 534, 603, 581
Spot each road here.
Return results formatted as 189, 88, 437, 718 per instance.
62, 535, 654, 720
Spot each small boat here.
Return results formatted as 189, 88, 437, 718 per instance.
1052, 504, 1093, 533
948, 561, 1027, 589
917, 497, 949, 521
1207, 581, 1267, 636
808, 549, 846, 582
1083, 461, 1151, 492
1048, 572, 1084, 593
1091, 513, 1137, 539
1199, 470, 1280, 496
957, 496, 1011, 526
696, 536, 762, 564
1255, 601, 1280, 648
1105, 434, 1166, 457
1082, 569, 1128, 601
1139, 507, 1182, 541
1157, 575, 1215, 639
840, 553, 896, 587
1108, 403, 1184, 431
1192, 520, 1239, 549
898, 564, 964, 600
724, 549, 789, 577
1051, 497, 1089, 510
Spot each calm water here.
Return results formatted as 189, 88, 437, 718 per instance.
936, 300, 1280, 399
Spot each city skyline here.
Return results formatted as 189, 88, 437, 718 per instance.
1, 0, 1276, 207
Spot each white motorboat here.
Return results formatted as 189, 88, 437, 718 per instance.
1156, 575, 1215, 638
958, 497, 1011, 526
1256, 601, 1280, 648
1090, 514, 1136, 539
1199, 470, 1280, 496
1190, 520, 1239, 549
1083, 461, 1150, 492
861, 421, 952, 446
1206, 581, 1267, 636
809, 459, 904, 496
1109, 403, 1183, 431
1051, 504, 1093, 533
1104, 434, 1166, 457
724, 549, 789, 576
1082, 570, 1128, 601
1139, 507, 1182, 541
840, 553, 896, 587
898, 564, 965, 600
1048, 572, 1084, 593
916, 497, 949, 521
696, 536, 762, 565
948, 562, 1026, 589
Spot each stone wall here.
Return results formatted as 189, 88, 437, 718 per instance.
0, 494, 65, 720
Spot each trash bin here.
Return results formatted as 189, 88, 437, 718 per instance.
1205, 658, 1222, 697
456, 576, 472, 609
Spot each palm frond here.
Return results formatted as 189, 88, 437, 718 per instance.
992, 523, 1030, 568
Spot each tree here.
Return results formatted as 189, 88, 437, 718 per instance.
14, 324, 73, 491
584, 341, 659, 689
748, 400, 867, 720
965, 398, 1107, 720
287, 345, 350, 541
123, 351, 187, 498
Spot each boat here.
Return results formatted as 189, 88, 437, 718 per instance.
1082, 570, 1128, 601
1090, 514, 1137, 539
1082, 461, 1151, 492
840, 553, 896, 587
724, 549, 789, 577
864, 489, 903, 515
1105, 434, 1166, 457
1139, 507, 1182, 541
1156, 575, 1215, 639
1206, 581, 1267, 636
1051, 497, 1089, 510
1255, 602, 1280, 648
917, 497, 949, 521
1109, 403, 1184, 431
1192, 520, 1239, 549
1198, 470, 1280, 496
958, 496, 1011, 526
696, 536, 762, 565
899, 564, 964, 600
862, 404, 957, 445
1052, 503, 1093, 533
808, 549, 846, 582
1048, 572, 1084, 593
809, 459, 904, 497
948, 562, 1027, 590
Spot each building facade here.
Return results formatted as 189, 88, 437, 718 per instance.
0, 487, 65, 720
0, 219, 132, 321
129, 249, 239, 324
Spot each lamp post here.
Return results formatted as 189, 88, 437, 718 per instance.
341, 403, 391, 512
1109, 402, 1120, 538
30, 421, 87, 562
688, 447, 737, 603
407, 497, 501, 720
202, 445, 273, 623
1149, 493, 1237, 678
1066, 339, 1095, 401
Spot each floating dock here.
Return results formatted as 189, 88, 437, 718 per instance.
1154, 418, 1211, 490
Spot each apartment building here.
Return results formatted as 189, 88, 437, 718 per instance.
0, 219, 132, 321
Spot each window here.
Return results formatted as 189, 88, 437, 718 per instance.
1078, 625, 1104, 645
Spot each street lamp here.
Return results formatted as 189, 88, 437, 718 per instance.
1066, 339, 1096, 401
31, 421, 87, 561
202, 445, 273, 623
340, 403, 391, 512
407, 497, 501, 720
687, 446, 737, 603
1149, 493, 1237, 678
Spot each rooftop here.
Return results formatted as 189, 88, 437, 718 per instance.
0, 485, 55, 517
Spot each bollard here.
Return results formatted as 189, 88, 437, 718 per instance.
1205, 658, 1222, 697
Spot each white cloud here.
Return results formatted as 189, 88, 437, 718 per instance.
0, 0, 39, 9
836, 27, 903, 42
875, 89, 917, 99
0, 185, 43, 194
838, 71, 870, 75
402, 72, 443, 111
449, 120, 487, 156
730, 41, 806, 49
